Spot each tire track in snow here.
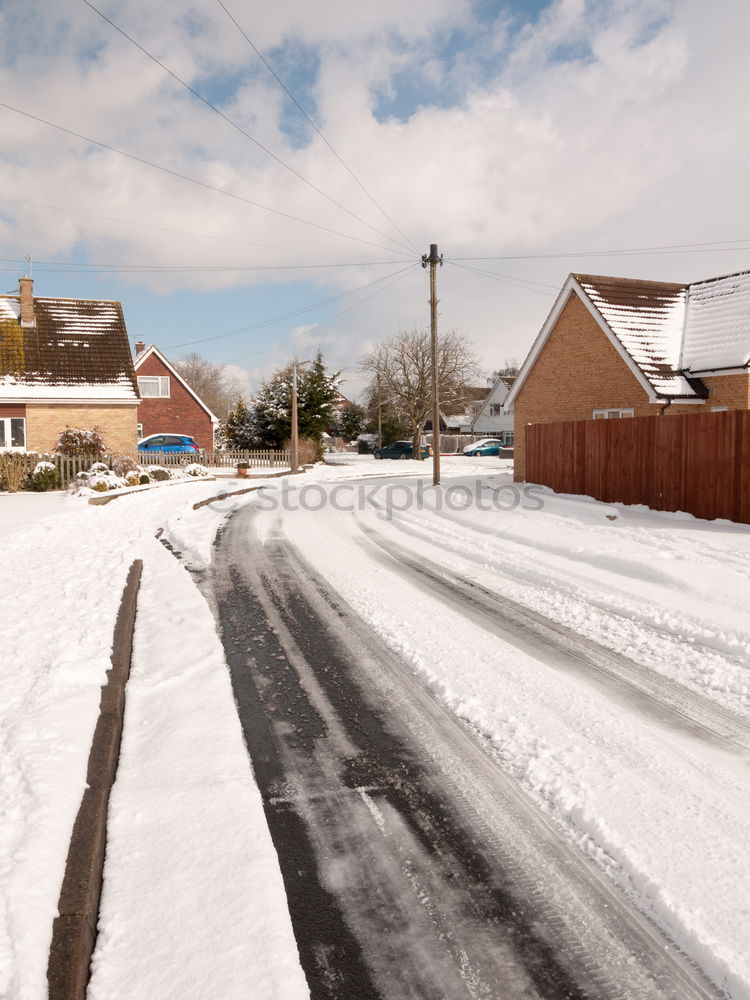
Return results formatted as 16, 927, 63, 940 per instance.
355, 516, 750, 754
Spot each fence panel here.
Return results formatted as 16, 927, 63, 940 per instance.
525, 410, 750, 525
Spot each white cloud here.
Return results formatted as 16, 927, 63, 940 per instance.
1, 0, 750, 397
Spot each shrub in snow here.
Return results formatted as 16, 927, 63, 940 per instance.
29, 461, 60, 492
147, 466, 171, 482
125, 470, 141, 487
111, 454, 138, 477
183, 463, 209, 477
55, 427, 107, 458
88, 473, 127, 492
139, 473, 150, 485
88, 462, 110, 475
0, 452, 29, 493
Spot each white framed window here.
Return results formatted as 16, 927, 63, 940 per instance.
137, 375, 170, 398
710, 406, 728, 412
0, 416, 26, 451
592, 408, 635, 419
137, 423, 144, 438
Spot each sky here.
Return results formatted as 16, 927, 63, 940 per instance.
1, 0, 750, 401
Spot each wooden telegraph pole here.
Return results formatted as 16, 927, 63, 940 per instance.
422, 243, 443, 486
291, 362, 299, 474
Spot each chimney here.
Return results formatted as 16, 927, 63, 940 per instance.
134, 340, 146, 358
19, 276, 35, 328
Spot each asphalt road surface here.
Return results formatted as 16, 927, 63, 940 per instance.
203, 504, 721, 1000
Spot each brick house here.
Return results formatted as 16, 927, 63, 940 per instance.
0, 277, 139, 454
133, 343, 218, 451
507, 270, 750, 480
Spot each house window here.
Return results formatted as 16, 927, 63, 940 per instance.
0, 417, 26, 451
137, 423, 144, 438
137, 375, 170, 398
592, 408, 635, 419
710, 406, 728, 412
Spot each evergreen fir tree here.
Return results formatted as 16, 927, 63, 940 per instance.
222, 397, 258, 450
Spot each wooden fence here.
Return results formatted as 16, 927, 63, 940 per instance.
526, 410, 750, 525
3, 449, 291, 488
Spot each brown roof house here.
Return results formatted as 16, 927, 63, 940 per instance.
133, 343, 218, 451
506, 269, 750, 480
0, 277, 139, 454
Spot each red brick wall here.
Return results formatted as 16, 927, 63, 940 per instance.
135, 353, 215, 451
702, 373, 750, 409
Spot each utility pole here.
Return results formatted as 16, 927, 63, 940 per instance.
290, 359, 311, 474
291, 362, 299, 474
422, 242, 443, 486
376, 375, 382, 449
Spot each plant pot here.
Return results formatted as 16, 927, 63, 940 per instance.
237, 466, 248, 478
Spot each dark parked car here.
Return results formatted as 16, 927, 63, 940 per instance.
374, 440, 431, 460
138, 433, 200, 455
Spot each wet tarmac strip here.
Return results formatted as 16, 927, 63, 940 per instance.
204, 506, 722, 1000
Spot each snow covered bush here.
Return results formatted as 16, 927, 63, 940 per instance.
55, 427, 107, 459
124, 470, 141, 487
87, 472, 127, 492
183, 463, 210, 477
28, 461, 60, 492
147, 466, 171, 482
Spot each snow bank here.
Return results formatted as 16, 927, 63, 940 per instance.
0, 481, 307, 1000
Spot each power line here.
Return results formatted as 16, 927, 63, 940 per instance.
216, 0, 418, 254
0, 99, 417, 259
82, 0, 414, 256
447, 237, 750, 262
23, 200, 346, 256
229, 263, 420, 364
0, 256, 409, 274
164, 263, 416, 349
446, 260, 557, 295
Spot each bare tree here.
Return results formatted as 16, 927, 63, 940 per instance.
360, 329, 480, 460
173, 352, 241, 421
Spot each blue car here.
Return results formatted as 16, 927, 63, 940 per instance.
463, 438, 502, 456
138, 433, 200, 455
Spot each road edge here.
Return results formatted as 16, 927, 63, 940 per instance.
47, 559, 143, 1000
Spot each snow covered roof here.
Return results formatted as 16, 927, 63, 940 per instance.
0, 294, 138, 401
574, 274, 699, 397
682, 269, 750, 372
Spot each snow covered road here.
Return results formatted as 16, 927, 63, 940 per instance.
208, 503, 722, 1000
2, 457, 749, 999
234, 459, 750, 999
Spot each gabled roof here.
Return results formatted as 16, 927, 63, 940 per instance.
133, 344, 219, 424
470, 373, 515, 430
506, 273, 709, 408
0, 295, 139, 401
574, 274, 695, 396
